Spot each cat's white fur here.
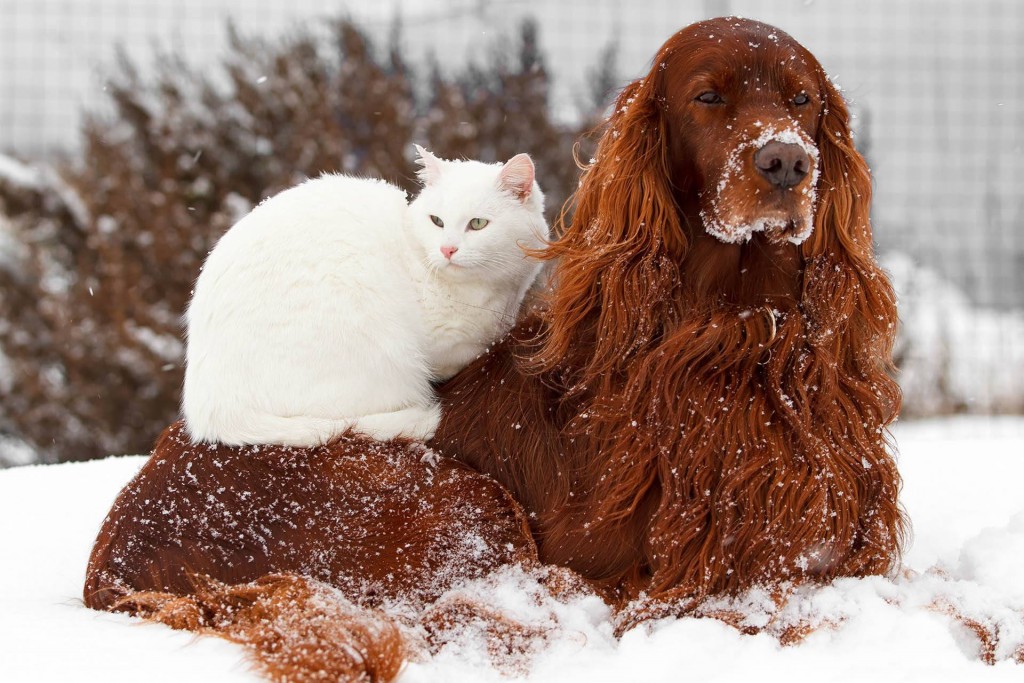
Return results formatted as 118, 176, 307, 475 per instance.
182, 147, 548, 447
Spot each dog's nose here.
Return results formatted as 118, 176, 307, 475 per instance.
754, 141, 810, 189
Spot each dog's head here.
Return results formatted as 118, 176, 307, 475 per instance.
561, 18, 873, 260
658, 19, 827, 245
538, 17, 895, 394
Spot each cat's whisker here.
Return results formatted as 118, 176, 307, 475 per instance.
444, 297, 519, 321
421, 257, 443, 284
461, 256, 527, 279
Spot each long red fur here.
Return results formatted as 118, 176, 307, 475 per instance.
432, 17, 906, 609
83, 17, 907, 678
114, 574, 405, 683
84, 421, 537, 681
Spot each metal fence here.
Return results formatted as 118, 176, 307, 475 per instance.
2, 0, 1021, 310
1, 0, 1022, 426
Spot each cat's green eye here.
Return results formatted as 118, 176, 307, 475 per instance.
468, 217, 489, 231
430, 215, 444, 228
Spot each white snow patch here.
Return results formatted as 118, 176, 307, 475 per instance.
885, 251, 1024, 415
0, 154, 43, 189
0, 418, 1022, 681
0, 434, 37, 468
125, 322, 185, 363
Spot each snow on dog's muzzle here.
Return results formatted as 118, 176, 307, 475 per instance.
700, 125, 820, 246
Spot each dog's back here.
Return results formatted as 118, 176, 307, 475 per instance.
84, 421, 537, 680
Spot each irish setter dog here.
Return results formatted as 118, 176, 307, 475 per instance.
84, 17, 904, 681
433, 16, 905, 607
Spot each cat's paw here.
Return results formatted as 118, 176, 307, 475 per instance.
350, 404, 442, 443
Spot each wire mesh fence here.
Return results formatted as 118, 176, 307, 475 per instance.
0, 0, 1022, 464
2, 0, 1021, 306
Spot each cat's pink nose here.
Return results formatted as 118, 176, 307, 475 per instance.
441, 245, 458, 260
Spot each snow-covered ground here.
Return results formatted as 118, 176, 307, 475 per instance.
1, 416, 1022, 682
885, 252, 1024, 416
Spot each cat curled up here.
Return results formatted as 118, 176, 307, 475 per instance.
183, 146, 548, 447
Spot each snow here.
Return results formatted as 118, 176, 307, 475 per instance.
0, 434, 36, 468
1, 417, 1022, 681
0, 456, 253, 680
884, 252, 1024, 416
0, 154, 43, 190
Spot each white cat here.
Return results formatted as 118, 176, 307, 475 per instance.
182, 146, 548, 447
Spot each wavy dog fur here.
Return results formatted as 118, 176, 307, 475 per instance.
434, 17, 906, 608
84, 422, 537, 681
83, 17, 906, 679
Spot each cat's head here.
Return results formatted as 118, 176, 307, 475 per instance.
406, 145, 548, 281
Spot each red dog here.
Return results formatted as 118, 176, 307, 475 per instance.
84, 423, 539, 679
434, 16, 905, 609
85, 17, 904, 680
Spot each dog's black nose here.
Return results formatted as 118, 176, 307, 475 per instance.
754, 141, 810, 189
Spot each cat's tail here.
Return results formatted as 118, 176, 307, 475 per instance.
106, 573, 404, 683
184, 404, 442, 447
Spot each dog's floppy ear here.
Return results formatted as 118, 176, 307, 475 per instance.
570, 77, 685, 255
801, 70, 874, 264
535, 75, 684, 385
797, 65, 902, 430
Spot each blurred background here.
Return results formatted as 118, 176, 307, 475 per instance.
1, 0, 1022, 466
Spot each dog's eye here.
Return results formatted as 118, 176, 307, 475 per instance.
468, 218, 489, 231
696, 91, 724, 105
430, 215, 444, 228
793, 93, 811, 106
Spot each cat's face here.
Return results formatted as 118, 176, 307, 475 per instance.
406, 147, 548, 282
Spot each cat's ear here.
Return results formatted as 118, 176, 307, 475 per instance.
498, 153, 535, 202
414, 145, 444, 186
